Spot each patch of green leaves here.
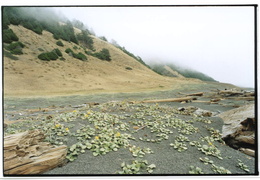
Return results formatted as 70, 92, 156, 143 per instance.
198, 144, 222, 159
211, 164, 231, 174
129, 145, 153, 158
237, 159, 250, 172
117, 160, 156, 174
66, 142, 88, 162
85, 128, 134, 156
72, 125, 95, 142
189, 166, 204, 174
170, 140, 188, 152
199, 157, 214, 165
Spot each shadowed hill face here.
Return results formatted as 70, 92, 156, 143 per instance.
3, 25, 202, 97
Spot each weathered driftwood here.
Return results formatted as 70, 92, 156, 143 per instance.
219, 90, 244, 96
244, 92, 255, 97
141, 97, 197, 103
186, 92, 204, 97
239, 148, 255, 157
4, 130, 67, 175
226, 96, 255, 101
192, 100, 211, 104
210, 98, 221, 102
218, 104, 255, 156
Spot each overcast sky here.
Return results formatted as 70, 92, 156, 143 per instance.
54, 6, 255, 88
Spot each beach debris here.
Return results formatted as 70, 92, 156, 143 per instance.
214, 89, 254, 100
4, 130, 67, 175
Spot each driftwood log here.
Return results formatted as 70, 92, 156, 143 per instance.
218, 104, 255, 157
4, 130, 67, 175
141, 97, 197, 103
218, 90, 244, 96
186, 92, 204, 97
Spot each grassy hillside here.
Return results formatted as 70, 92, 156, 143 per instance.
3, 7, 203, 96
149, 63, 217, 82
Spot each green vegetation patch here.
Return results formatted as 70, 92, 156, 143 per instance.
53, 48, 63, 57
3, 29, 19, 43
56, 40, 64, 47
38, 52, 59, 61
3, 50, 19, 60
85, 48, 111, 61
5, 41, 25, 55
76, 30, 94, 50
150, 63, 217, 82
65, 48, 87, 61
38, 48, 63, 61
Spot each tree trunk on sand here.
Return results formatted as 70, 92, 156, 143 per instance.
4, 130, 67, 175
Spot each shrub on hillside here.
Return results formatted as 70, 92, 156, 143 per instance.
48, 52, 59, 60
3, 29, 19, 43
6, 41, 25, 50
38, 51, 59, 61
4, 50, 19, 60
5, 41, 24, 55
85, 50, 93, 56
21, 18, 43, 35
53, 34, 60, 40
53, 48, 63, 57
56, 40, 64, 47
65, 48, 74, 54
2, 10, 10, 30
74, 52, 87, 61
93, 48, 111, 61
10, 48, 23, 55
65, 48, 87, 61
99, 36, 107, 42
76, 30, 94, 50
38, 53, 50, 61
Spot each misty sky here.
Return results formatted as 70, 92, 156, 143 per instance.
54, 6, 255, 88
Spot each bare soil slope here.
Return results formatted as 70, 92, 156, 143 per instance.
4, 25, 202, 97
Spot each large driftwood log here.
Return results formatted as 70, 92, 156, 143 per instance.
141, 97, 197, 103
218, 104, 255, 156
4, 130, 67, 175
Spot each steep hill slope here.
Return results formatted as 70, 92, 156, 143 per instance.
4, 25, 202, 97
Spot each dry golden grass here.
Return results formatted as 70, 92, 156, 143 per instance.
4, 25, 202, 97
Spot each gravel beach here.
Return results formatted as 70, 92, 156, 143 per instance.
4, 83, 257, 176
